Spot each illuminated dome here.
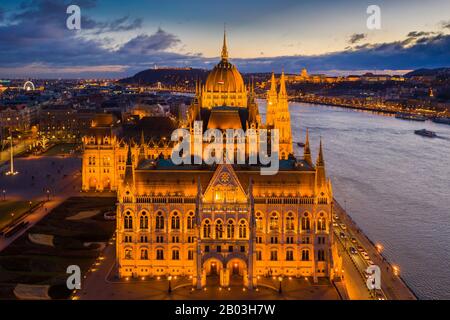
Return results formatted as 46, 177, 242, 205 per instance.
201, 31, 247, 108
205, 60, 245, 93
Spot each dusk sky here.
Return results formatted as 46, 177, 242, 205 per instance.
1, 0, 450, 78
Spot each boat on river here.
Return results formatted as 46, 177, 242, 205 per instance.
414, 129, 437, 138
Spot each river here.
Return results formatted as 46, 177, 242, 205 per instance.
259, 101, 450, 300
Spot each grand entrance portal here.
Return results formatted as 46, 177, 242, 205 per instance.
201, 257, 249, 288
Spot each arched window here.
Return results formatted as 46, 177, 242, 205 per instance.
140, 248, 148, 260
215, 220, 223, 239
187, 212, 195, 230
301, 249, 310, 261
301, 213, 310, 231
286, 249, 294, 261
270, 250, 278, 261
203, 220, 211, 238
155, 212, 164, 230
286, 212, 294, 231
238, 220, 247, 239
140, 212, 148, 229
227, 220, 235, 239
171, 212, 180, 230
124, 248, 132, 260
255, 212, 263, 231
156, 249, 164, 260
318, 249, 325, 261
317, 215, 326, 231
124, 211, 133, 229
269, 212, 279, 231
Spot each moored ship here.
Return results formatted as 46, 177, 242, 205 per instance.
395, 112, 427, 121
432, 117, 450, 125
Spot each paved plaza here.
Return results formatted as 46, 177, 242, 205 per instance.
0, 155, 81, 201
76, 243, 340, 300
0, 154, 82, 252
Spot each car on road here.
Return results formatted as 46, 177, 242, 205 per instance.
340, 224, 347, 230
357, 245, 364, 252
339, 232, 346, 239
334, 215, 339, 220
351, 237, 357, 244
349, 247, 357, 254
333, 222, 338, 227
367, 260, 375, 265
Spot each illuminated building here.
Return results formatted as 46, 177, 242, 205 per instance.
81, 31, 339, 288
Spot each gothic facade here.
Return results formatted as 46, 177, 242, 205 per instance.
81, 32, 338, 288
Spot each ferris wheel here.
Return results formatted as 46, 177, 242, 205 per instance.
23, 80, 35, 91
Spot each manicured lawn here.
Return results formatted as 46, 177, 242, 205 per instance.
0, 196, 116, 299
0, 201, 31, 230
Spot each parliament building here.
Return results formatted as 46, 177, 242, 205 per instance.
81, 32, 340, 288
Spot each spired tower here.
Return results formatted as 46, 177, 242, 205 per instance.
266, 72, 278, 127
273, 71, 293, 159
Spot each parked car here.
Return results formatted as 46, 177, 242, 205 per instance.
340, 224, 347, 230
351, 237, 357, 244
340, 232, 346, 239
349, 247, 357, 254
362, 252, 370, 260
357, 245, 364, 252
368, 260, 375, 265
334, 215, 339, 220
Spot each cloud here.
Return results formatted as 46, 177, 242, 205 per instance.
0, 0, 203, 77
407, 31, 434, 38
348, 33, 366, 44
118, 28, 181, 54
441, 20, 450, 29
0, 1, 449, 78
82, 16, 143, 34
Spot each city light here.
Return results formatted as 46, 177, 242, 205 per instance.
376, 243, 384, 253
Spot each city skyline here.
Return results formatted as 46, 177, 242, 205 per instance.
0, 0, 450, 78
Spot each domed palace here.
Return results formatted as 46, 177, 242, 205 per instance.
81, 31, 340, 289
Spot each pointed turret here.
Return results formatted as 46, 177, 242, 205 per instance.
221, 26, 228, 61
270, 72, 277, 93
278, 70, 287, 97
138, 130, 146, 162
315, 137, 327, 192
266, 72, 278, 127
123, 143, 134, 186
316, 137, 324, 167
304, 128, 312, 165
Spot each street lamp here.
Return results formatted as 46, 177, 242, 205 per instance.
2, 189, 5, 201
393, 265, 400, 277
376, 243, 383, 254
278, 276, 283, 294
46, 189, 50, 201
168, 275, 172, 293
10, 212, 15, 225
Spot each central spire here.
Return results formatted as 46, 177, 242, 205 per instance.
221, 25, 228, 61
